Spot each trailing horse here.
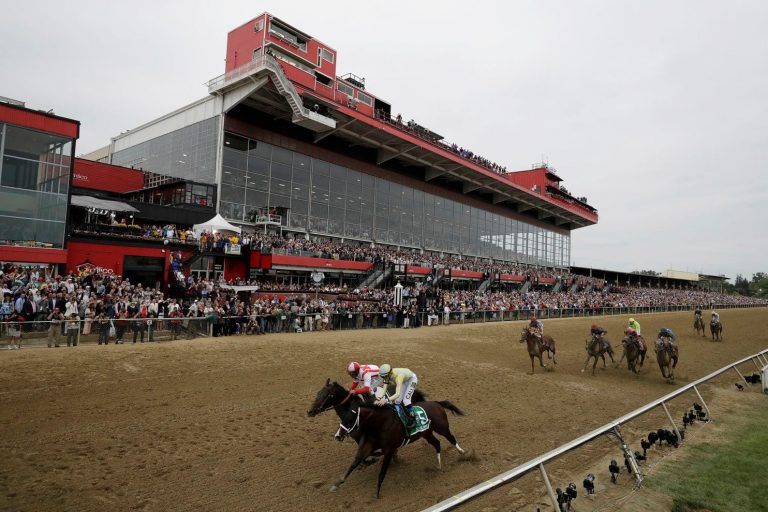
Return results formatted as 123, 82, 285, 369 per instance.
619, 334, 647, 373
694, 314, 705, 336
582, 334, 615, 375
710, 320, 723, 341
331, 400, 465, 498
519, 327, 557, 374
655, 339, 679, 380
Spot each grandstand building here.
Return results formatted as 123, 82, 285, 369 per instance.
84, 13, 597, 273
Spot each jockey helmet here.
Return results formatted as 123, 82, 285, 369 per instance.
347, 361, 360, 377
531, 315, 537, 321
379, 364, 392, 378
591, 324, 598, 330
629, 318, 635, 323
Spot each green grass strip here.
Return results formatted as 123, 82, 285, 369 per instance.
646, 402, 768, 512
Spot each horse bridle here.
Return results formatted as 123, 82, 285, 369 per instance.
337, 408, 361, 438
311, 390, 338, 415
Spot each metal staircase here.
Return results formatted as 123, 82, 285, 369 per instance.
552, 281, 562, 293
207, 55, 336, 132
431, 268, 447, 288
477, 277, 492, 293
357, 267, 384, 289
520, 281, 532, 294
569, 283, 580, 293
370, 265, 393, 289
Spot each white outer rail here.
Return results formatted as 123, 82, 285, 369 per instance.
422, 347, 768, 512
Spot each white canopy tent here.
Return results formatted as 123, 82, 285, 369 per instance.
193, 214, 242, 237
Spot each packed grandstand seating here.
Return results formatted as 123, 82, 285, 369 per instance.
69, 221, 598, 282
374, 110, 508, 175
2, 262, 765, 343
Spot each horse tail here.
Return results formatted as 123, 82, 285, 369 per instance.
437, 400, 465, 416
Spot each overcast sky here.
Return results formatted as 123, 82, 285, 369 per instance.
2, 1, 766, 280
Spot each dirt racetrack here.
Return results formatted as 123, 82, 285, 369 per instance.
1, 308, 767, 512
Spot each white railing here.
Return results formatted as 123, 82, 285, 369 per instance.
422, 347, 768, 512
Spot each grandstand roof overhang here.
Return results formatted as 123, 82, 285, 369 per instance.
209, 58, 598, 231
298, 93, 598, 230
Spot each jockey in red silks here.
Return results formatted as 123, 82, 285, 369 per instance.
346, 362, 383, 400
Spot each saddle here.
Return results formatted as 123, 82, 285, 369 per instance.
629, 335, 646, 352
656, 338, 677, 356
388, 404, 430, 438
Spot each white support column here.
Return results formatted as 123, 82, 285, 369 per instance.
733, 366, 748, 385
660, 402, 683, 443
538, 463, 559, 512
692, 385, 713, 422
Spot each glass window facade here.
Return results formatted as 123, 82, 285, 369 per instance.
220, 132, 570, 267
0, 123, 73, 248
111, 117, 219, 184
129, 182, 215, 207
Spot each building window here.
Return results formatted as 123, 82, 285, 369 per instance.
337, 82, 354, 97
254, 20, 264, 32
356, 92, 372, 106
319, 48, 334, 64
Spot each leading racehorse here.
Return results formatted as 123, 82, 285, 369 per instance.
519, 326, 557, 374
582, 334, 615, 375
331, 399, 465, 498
308, 379, 426, 453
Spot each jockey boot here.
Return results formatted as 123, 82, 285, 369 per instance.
404, 405, 417, 429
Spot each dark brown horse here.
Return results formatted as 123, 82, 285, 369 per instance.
331, 400, 465, 498
619, 334, 647, 373
655, 339, 679, 380
582, 334, 615, 375
308, 379, 426, 451
694, 314, 705, 336
710, 320, 723, 341
519, 327, 557, 374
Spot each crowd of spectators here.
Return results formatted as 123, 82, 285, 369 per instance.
374, 110, 508, 175
70, 218, 604, 287
2, 261, 765, 349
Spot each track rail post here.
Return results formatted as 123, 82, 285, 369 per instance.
608, 426, 643, 487
538, 463, 559, 512
692, 385, 712, 422
660, 401, 683, 444
733, 366, 748, 385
